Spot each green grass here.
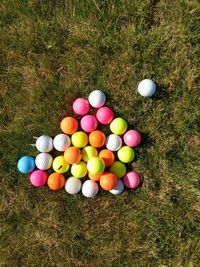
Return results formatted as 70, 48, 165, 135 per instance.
0, 0, 200, 266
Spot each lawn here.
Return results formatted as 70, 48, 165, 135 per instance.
0, 0, 200, 266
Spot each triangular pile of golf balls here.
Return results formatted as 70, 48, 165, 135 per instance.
18, 80, 156, 198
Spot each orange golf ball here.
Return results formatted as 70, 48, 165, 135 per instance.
100, 172, 118, 191
89, 130, 106, 148
60, 117, 78, 135
47, 173, 65, 190
64, 146, 82, 164
99, 149, 115, 167
88, 172, 102, 181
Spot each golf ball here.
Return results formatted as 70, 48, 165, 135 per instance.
17, 156, 35, 174
71, 131, 88, 148
110, 179, 124, 195
73, 98, 90, 115
110, 117, 127, 135
87, 157, 105, 176
100, 172, 118, 191
71, 161, 87, 178
65, 177, 82, 195
52, 156, 70, 173
88, 90, 106, 108
53, 134, 71, 152
105, 134, 122, 151
82, 180, 99, 198
35, 153, 53, 170
36, 135, 53, 153
137, 79, 156, 97
123, 130, 142, 147
117, 146, 135, 163
96, 106, 114, 124
47, 173, 65, 190
123, 171, 140, 189
109, 161, 126, 178
29, 170, 48, 187
80, 115, 98, 133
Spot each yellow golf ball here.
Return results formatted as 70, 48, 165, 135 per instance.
110, 117, 127, 135
52, 156, 70, 173
87, 157, 105, 176
71, 161, 87, 178
71, 131, 88, 148
117, 146, 135, 163
109, 161, 126, 178
82, 146, 98, 162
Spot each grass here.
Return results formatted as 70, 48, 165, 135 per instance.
0, 0, 200, 266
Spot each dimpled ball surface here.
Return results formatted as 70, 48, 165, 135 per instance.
110, 117, 127, 135
123, 171, 141, 189
117, 146, 135, 163
65, 177, 82, 195
87, 157, 105, 176
82, 180, 99, 198
71, 131, 88, 148
73, 98, 90, 115
36, 135, 53, 153
137, 79, 156, 97
17, 156, 35, 174
109, 161, 126, 178
53, 134, 71, 152
96, 106, 114, 124
52, 156, 70, 173
29, 170, 48, 187
35, 153, 53, 170
71, 161, 87, 178
88, 90, 106, 108
105, 134, 122, 151
123, 130, 142, 147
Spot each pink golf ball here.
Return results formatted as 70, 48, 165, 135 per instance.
96, 106, 114, 125
80, 115, 98, 132
123, 171, 140, 189
73, 98, 90, 116
29, 170, 48, 187
123, 130, 142, 147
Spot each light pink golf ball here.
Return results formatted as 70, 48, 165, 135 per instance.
96, 106, 114, 125
29, 170, 48, 187
123, 130, 142, 147
123, 171, 140, 189
80, 115, 98, 132
73, 98, 90, 116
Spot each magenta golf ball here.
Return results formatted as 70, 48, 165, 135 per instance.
96, 106, 114, 125
123, 171, 140, 189
29, 170, 48, 187
123, 130, 142, 147
80, 115, 98, 132
73, 98, 90, 116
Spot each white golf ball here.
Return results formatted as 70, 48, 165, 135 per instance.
53, 134, 71, 152
137, 79, 156, 97
82, 180, 99, 198
65, 177, 82, 195
110, 179, 124, 195
35, 153, 53, 170
88, 90, 106, 108
105, 134, 122, 151
36, 135, 53, 152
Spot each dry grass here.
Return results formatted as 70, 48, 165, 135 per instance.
0, 0, 200, 266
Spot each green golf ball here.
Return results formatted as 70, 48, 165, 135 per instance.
117, 146, 135, 163
110, 117, 127, 135
109, 161, 126, 178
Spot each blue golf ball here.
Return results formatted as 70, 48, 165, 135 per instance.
17, 156, 35, 174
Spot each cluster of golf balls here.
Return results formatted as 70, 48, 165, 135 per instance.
17, 80, 156, 198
